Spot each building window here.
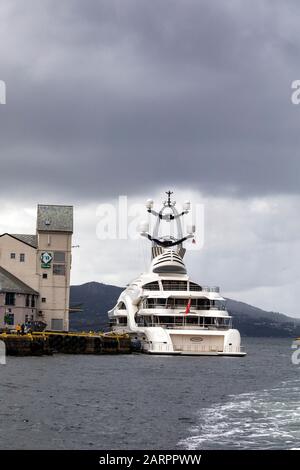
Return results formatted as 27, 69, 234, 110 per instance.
53, 264, 66, 276
53, 252, 66, 276
42, 273, 48, 279
10, 253, 16, 259
41, 298, 46, 303
20, 253, 25, 262
25, 294, 30, 307
51, 319, 63, 330
5, 292, 15, 306
31, 296, 36, 308
54, 251, 65, 263
4, 313, 14, 325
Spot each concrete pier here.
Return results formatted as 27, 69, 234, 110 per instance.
0, 331, 132, 356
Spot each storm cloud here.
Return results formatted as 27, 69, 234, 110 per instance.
1, 0, 300, 200
0, 1, 300, 315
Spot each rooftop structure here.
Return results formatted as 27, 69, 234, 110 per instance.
37, 205, 73, 233
0, 266, 38, 295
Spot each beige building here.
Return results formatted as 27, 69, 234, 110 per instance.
0, 205, 73, 331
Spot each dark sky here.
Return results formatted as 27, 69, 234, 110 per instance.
0, 1, 300, 316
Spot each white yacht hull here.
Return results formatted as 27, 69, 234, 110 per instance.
116, 326, 247, 357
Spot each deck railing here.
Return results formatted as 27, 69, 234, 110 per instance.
137, 322, 231, 330
144, 284, 220, 292
142, 303, 226, 310
201, 286, 220, 293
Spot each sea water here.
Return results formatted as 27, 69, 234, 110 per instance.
0, 337, 298, 449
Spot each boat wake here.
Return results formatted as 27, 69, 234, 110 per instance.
178, 379, 300, 450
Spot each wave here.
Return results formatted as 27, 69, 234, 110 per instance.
178, 379, 300, 450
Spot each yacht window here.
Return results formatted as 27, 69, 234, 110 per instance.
214, 300, 226, 311
162, 280, 187, 291
174, 299, 186, 308
118, 317, 127, 325
118, 302, 126, 310
136, 315, 147, 326
198, 299, 211, 309
158, 316, 174, 325
188, 299, 211, 309
189, 282, 202, 291
146, 298, 215, 310
218, 317, 231, 327
143, 282, 160, 291
186, 316, 199, 325
144, 298, 167, 308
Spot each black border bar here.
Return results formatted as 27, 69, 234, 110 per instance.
0, 450, 299, 468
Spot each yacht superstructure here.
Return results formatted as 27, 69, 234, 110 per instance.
108, 192, 246, 356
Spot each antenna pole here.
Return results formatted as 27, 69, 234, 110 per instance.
166, 190, 173, 207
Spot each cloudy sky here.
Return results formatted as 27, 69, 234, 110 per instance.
0, 0, 300, 317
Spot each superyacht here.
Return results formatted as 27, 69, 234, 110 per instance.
108, 192, 246, 356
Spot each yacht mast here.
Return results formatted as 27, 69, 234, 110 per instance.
139, 191, 195, 258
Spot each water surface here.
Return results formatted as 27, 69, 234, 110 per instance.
0, 337, 298, 449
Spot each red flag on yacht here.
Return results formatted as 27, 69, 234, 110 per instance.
185, 298, 191, 314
